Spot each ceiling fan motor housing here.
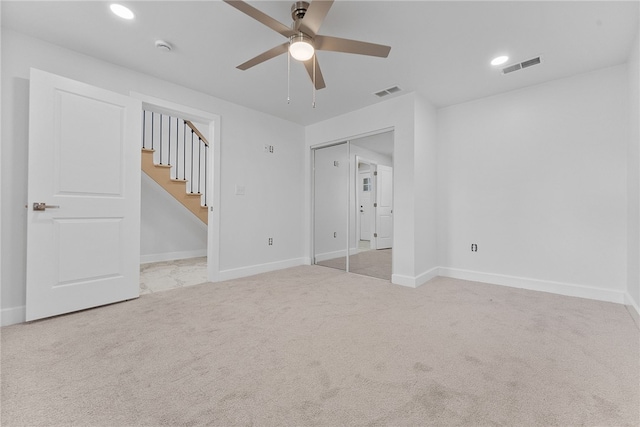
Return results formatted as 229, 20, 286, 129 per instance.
291, 1, 310, 21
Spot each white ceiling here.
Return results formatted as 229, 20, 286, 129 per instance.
351, 131, 394, 158
2, 1, 638, 126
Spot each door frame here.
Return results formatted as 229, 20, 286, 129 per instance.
373, 163, 394, 250
130, 92, 221, 282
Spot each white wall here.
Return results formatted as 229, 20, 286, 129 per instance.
627, 30, 640, 320
1, 29, 306, 324
351, 144, 392, 168
413, 97, 438, 279
437, 65, 629, 303
140, 174, 207, 263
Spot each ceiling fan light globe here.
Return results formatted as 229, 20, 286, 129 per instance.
289, 39, 314, 61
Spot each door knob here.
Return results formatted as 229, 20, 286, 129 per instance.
33, 202, 60, 211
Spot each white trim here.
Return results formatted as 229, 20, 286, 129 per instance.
624, 293, 640, 329
315, 250, 345, 262
439, 267, 626, 304
218, 258, 307, 282
314, 249, 359, 263
206, 112, 221, 283
309, 126, 395, 151
140, 249, 207, 264
392, 266, 439, 288
129, 92, 217, 123
392, 274, 419, 288
2, 306, 26, 326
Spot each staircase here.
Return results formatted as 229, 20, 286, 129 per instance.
141, 111, 209, 224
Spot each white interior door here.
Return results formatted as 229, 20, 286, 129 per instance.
374, 164, 393, 250
26, 69, 142, 321
359, 170, 372, 241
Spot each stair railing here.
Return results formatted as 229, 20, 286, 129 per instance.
142, 110, 209, 207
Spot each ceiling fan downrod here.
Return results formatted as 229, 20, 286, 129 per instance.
291, 1, 309, 22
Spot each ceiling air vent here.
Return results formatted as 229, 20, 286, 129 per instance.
375, 85, 402, 97
502, 63, 522, 74
521, 56, 541, 69
502, 56, 542, 75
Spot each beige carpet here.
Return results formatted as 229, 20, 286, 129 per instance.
317, 249, 392, 281
2, 265, 638, 426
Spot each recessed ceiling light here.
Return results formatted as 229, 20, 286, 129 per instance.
110, 4, 134, 20
491, 55, 509, 66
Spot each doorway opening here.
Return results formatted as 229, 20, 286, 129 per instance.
132, 93, 221, 294
312, 130, 394, 281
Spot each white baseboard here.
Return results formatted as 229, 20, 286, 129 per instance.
392, 266, 439, 288
624, 293, 640, 330
218, 257, 307, 282
314, 250, 345, 263
314, 249, 359, 263
439, 267, 626, 304
140, 249, 207, 264
1, 305, 26, 327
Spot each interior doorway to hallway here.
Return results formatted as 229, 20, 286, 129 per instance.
133, 93, 221, 293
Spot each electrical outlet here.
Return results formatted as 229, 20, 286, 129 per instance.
263, 145, 274, 153
471, 244, 478, 252
268, 237, 273, 246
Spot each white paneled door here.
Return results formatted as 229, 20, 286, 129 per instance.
359, 170, 372, 241
374, 165, 393, 250
26, 69, 142, 321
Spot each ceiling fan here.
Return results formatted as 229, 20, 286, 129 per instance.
223, 0, 391, 90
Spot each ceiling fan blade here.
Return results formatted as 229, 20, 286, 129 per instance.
237, 43, 289, 70
295, 0, 334, 37
303, 57, 326, 90
224, 0, 295, 38
315, 35, 391, 58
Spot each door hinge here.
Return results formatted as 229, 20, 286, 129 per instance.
374, 203, 377, 207
374, 171, 378, 176
374, 233, 378, 237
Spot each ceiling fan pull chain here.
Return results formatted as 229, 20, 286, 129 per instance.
312, 54, 316, 108
287, 49, 291, 104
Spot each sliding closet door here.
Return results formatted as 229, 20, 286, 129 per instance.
313, 143, 349, 270
348, 132, 395, 281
